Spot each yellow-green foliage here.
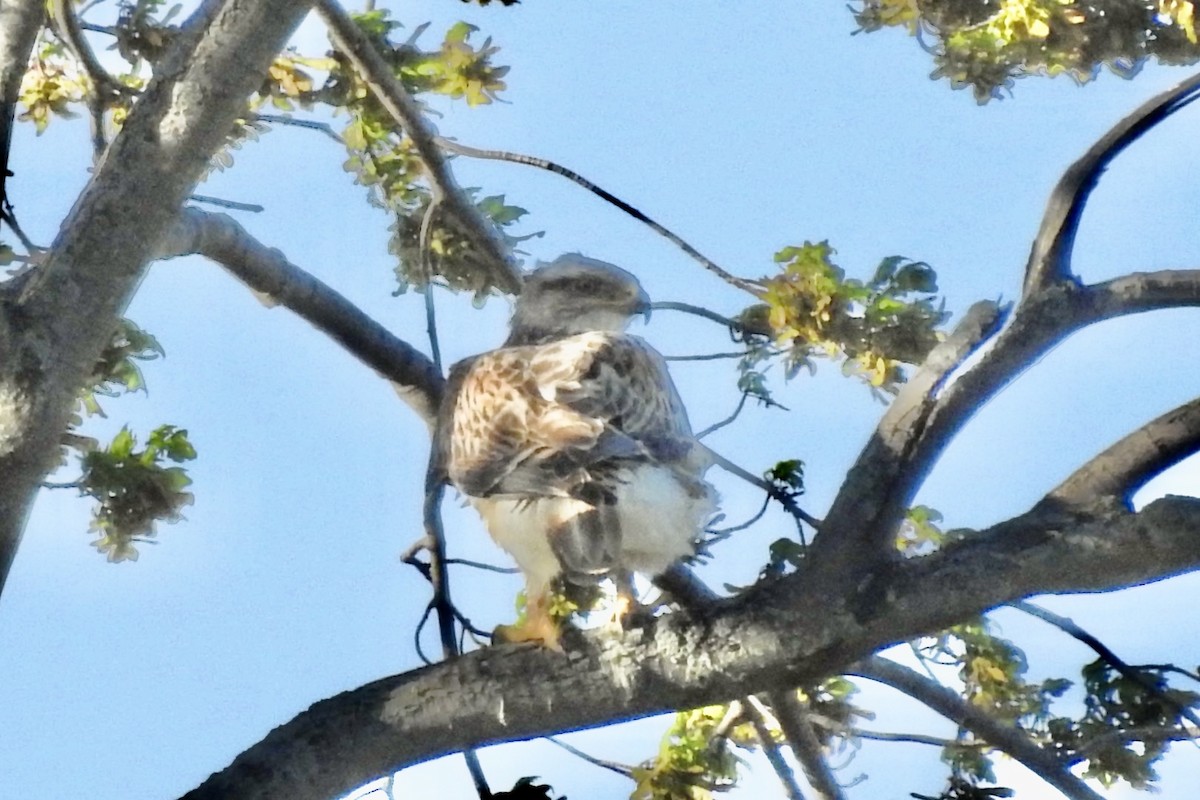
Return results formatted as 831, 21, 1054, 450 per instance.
632, 706, 745, 800
855, 0, 1200, 101
758, 242, 946, 395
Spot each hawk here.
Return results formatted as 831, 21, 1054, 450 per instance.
436, 254, 718, 648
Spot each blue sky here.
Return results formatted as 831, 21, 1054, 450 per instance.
1, 2, 1198, 799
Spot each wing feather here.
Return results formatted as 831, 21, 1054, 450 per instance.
440, 331, 706, 499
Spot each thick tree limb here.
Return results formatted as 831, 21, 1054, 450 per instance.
1049, 394, 1200, 507
315, 0, 521, 295
178, 495, 1200, 800
850, 657, 1104, 800
1023, 70, 1200, 296
0, 0, 313, 599
160, 208, 443, 428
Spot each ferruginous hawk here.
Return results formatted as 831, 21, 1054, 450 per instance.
436, 254, 717, 648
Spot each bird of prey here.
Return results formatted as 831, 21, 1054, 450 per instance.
436, 254, 717, 648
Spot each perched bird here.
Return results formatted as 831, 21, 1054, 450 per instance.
436, 254, 717, 648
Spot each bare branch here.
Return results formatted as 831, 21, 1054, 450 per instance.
850, 657, 1104, 800
160, 208, 444, 428
1049, 395, 1200, 507
652, 300, 772, 338
437, 138, 763, 296
545, 736, 634, 779
188, 195, 264, 213
665, 350, 748, 362
47, 0, 131, 159
744, 696, 807, 800
315, 0, 521, 294
1024, 70, 1200, 296
696, 392, 750, 439
252, 113, 345, 144
769, 691, 847, 800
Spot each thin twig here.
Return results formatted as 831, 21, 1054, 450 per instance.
423, 472, 493, 798
419, 199, 443, 372
847, 729, 977, 748
436, 137, 763, 296
705, 495, 770, 542
445, 557, 519, 574
702, 445, 822, 533
545, 736, 635, 778
252, 113, 345, 143
188, 195, 264, 213
665, 351, 749, 362
697, 392, 750, 439
652, 300, 771, 338
1012, 600, 1200, 732
1133, 664, 1200, 685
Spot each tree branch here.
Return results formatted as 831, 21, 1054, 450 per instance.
811, 300, 1005, 571
0, 0, 313, 601
1048, 394, 1200, 508
314, 0, 521, 294
177, 495, 1200, 800
160, 208, 444, 428
744, 695, 807, 800
769, 691, 846, 800
435, 138, 763, 296
0, 0, 45, 250
1023, 70, 1200, 296
850, 657, 1104, 800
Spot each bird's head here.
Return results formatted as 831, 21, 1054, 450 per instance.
506, 254, 652, 346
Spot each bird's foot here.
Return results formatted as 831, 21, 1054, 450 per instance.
493, 610, 563, 651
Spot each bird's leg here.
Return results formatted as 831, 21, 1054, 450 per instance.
493, 587, 563, 651
607, 570, 647, 631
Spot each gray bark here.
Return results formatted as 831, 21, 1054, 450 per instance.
178, 495, 1200, 800
0, 0, 314, 596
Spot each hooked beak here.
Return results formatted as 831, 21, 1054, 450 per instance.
633, 288, 652, 324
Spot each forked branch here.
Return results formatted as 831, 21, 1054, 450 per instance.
1024, 70, 1200, 296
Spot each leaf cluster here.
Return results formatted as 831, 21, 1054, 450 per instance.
79, 319, 163, 418
19, 4, 529, 297
78, 425, 196, 563
755, 242, 947, 395
1047, 660, 1200, 788
632, 706, 745, 800
854, 0, 1200, 101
